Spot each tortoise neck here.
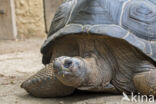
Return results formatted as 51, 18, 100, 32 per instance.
77, 36, 115, 87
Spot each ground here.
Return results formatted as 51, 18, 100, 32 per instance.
0, 38, 155, 104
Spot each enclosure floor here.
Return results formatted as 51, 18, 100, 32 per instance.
0, 38, 154, 104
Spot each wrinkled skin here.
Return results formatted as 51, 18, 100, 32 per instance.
21, 35, 156, 97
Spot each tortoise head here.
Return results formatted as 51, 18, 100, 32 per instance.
53, 56, 88, 88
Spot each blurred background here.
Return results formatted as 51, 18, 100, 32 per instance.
0, 0, 63, 40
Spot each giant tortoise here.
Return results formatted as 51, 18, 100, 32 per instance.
21, 0, 156, 97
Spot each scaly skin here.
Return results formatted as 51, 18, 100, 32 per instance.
53, 55, 156, 96
133, 70, 156, 96
53, 56, 119, 93
21, 63, 75, 98
21, 35, 156, 97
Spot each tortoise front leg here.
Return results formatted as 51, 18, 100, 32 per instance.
133, 70, 156, 96
21, 63, 75, 98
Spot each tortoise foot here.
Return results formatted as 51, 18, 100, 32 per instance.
21, 63, 75, 98
133, 70, 156, 96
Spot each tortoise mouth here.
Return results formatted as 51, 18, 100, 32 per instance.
57, 71, 73, 77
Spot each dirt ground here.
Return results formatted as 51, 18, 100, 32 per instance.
0, 38, 155, 104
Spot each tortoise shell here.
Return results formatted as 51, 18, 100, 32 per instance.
41, 0, 156, 64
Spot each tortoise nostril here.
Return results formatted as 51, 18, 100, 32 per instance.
64, 59, 73, 68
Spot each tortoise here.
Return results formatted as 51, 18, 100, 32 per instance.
21, 0, 156, 97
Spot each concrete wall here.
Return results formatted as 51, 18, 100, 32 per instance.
15, 0, 46, 38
